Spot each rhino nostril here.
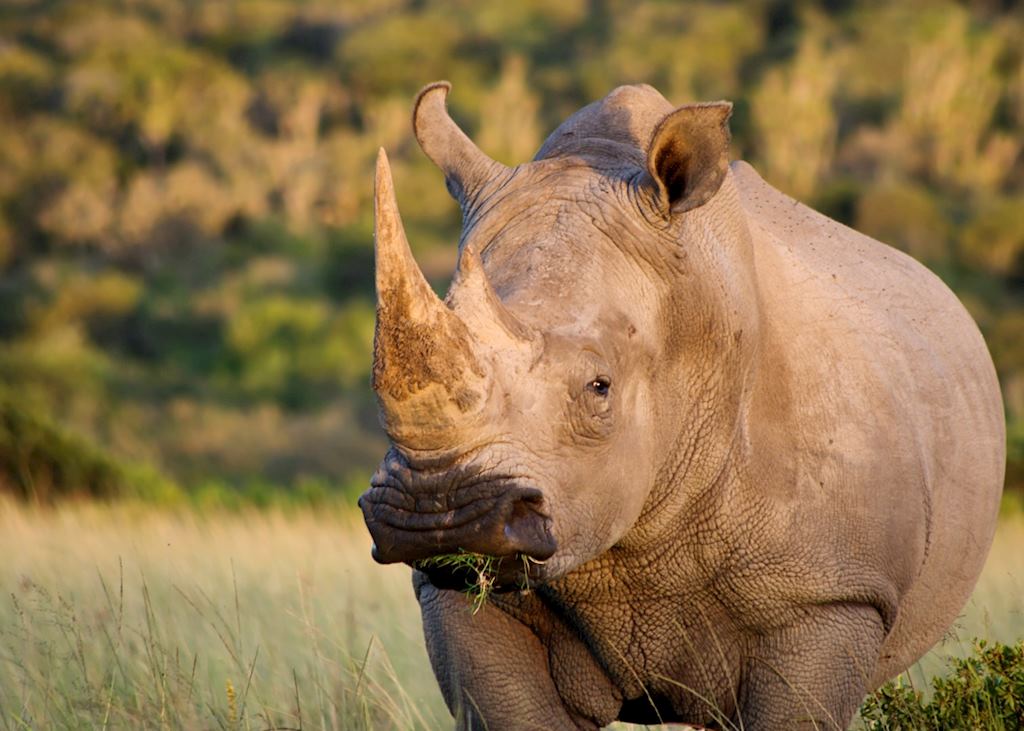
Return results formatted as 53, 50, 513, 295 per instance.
518, 488, 544, 505
502, 493, 556, 560
509, 491, 544, 517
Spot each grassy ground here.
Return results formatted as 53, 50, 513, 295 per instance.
0, 499, 1021, 730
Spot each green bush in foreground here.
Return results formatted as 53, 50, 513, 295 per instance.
861, 639, 1024, 730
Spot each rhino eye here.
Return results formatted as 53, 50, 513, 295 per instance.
588, 376, 611, 397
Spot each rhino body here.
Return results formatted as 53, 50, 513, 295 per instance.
359, 83, 1005, 730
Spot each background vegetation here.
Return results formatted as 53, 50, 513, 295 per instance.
1, 0, 1023, 503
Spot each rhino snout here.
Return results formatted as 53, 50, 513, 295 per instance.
358, 482, 557, 567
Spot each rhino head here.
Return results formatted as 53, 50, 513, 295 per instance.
359, 82, 760, 592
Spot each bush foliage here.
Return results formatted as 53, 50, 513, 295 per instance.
861, 640, 1024, 730
0, 388, 124, 501
0, 1, 1022, 502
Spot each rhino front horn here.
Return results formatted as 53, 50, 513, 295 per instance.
371, 149, 488, 451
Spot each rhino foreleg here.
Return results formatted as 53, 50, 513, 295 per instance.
737, 603, 886, 730
415, 572, 595, 731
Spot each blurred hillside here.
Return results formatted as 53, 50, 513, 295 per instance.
0, 0, 1022, 503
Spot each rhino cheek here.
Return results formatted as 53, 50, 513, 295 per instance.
534, 461, 652, 577
579, 397, 659, 555
499, 377, 661, 575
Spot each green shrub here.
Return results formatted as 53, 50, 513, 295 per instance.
0, 388, 189, 505
861, 639, 1024, 730
0, 389, 125, 502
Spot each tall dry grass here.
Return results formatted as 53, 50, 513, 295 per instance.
0, 499, 1021, 730
0, 499, 445, 730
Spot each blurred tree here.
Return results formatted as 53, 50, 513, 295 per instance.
855, 181, 951, 266
892, 6, 1018, 193
960, 196, 1024, 278
751, 17, 838, 199
477, 55, 542, 165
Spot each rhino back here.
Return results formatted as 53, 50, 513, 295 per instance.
732, 160, 1004, 684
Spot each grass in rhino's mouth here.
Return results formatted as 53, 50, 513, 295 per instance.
414, 551, 539, 614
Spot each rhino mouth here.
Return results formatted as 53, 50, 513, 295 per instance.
358, 476, 558, 576
412, 551, 547, 594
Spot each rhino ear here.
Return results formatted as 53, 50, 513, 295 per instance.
645, 101, 732, 216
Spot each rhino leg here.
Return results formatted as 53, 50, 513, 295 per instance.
736, 603, 885, 730
415, 572, 596, 731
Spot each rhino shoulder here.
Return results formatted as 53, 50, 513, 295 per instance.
730, 159, 970, 318
731, 160, 912, 273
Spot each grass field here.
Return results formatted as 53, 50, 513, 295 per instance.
1, 499, 1021, 730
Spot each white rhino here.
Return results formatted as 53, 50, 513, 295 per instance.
359, 82, 1005, 730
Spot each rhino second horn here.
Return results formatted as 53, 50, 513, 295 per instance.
371, 148, 488, 450
448, 243, 537, 348
413, 82, 512, 212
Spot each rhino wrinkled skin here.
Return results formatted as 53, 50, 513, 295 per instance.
358, 82, 1005, 730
